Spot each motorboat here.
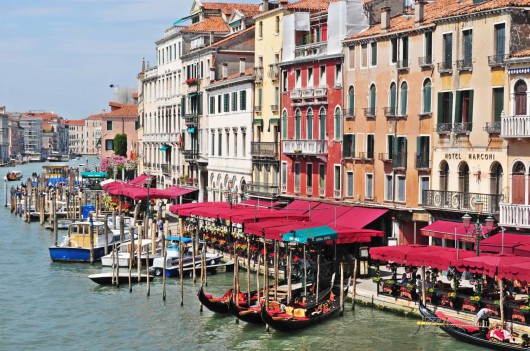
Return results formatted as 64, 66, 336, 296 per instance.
26, 151, 43, 162
88, 271, 155, 285
6, 170, 23, 181
45, 219, 74, 230
101, 239, 159, 267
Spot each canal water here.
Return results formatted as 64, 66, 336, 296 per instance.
0, 158, 480, 351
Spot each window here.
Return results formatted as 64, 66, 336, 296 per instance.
392, 137, 407, 169
367, 134, 374, 159
416, 136, 430, 169
231, 92, 237, 111
443, 33, 453, 68
419, 176, 429, 205
361, 43, 368, 67
259, 21, 263, 38
422, 79, 432, 113
424, 32, 432, 64
347, 86, 355, 117
343, 134, 355, 158
369, 84, 376, 116
319, 107, 326, 140
494, 23, 505, 60
346, 172, 354, 197
282, 110, 288, 139
349, 46, 355, 69
455, 90, 474, 128
217, 95, 222, 113
390, 38, 397, 64
389, 82, 397, 115
437, 92, 453, 125
294, 162, 301, 192
385, 174, 393, 201
334, 165, 341, 196
218, 130, 222, 156
397, 175, 406, 202
282, 71, 288, 92
318, 65, 327, 87
295, 109, 301, 139
226, 131, 230, 156
281, 162, 287, 191
370, 42, 377, 66
105, 139, 113, 151
463, 29, 472, 68
400, 81, 408, 116
209, 96, 215, 114
223, 94, 229, 113
334, 107, 341, 140
401, 36, 409, 67
233, 130, 238, 157
386, 135, 394, 160
306, 163, 313, 190
295, 69, 301, 89
335, 64, 342, 87
239, 90, 246, 111
242, 131, 246, 157
319, 164, 326, 194
493, 88, 504, 122
257, 88, 262, 110
274, 87, 280, 108
306, 108, 313, 139
307, 67, 314, 87
275, 16, 280, 34
515, 80, 527, 116
107, 121, 113, 130
365, 174, 373, 200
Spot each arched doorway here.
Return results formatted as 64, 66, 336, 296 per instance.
458, 162, 470, 208
490, 162, 503, 212
512, 161, 525, 204
515, 80, 527, 116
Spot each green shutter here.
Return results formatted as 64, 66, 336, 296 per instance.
403, 138, 407, 168
351, 134, 355, 157
437, 92, 443, 123
493, 88, 504, 122
455, 91, 462, 123
198, 92, 203, 116
390, 84, 396, 111
468, 90, 474, 128
181, 96, 186, 116
391, 136, 398, 167
400, 83, 407, 115
209, 96, 214, 114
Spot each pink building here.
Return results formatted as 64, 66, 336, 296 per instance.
100, 102, 138, 159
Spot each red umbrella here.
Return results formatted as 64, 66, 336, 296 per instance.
453, 254, 530, 278
405, 248, 475, 271
369, 245, 428, 265
498, 262, 530, 282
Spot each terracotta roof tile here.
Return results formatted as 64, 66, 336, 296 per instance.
287, 0, 332, 11
202, 2, 261, 17
86, 113, 103, 120
210, 26, 254, 47
183, 16, 230, 33
513, 49, 530, 58
64, 119, 85, 126
101, 104, 137, 118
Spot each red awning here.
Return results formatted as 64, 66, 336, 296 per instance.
498, 262, 530, 282
307, 202, 352, 225
263, 222, 317, 240
453, 254, 530, 277
420, 220, 497, 243
369, 245, 429, 265
480, 232, 530, 254
405, 248, 476, 270
280, 200, 320, 213
332, 228, 384, 244
129, 174, 147, 186
102, 180, 121, 190
514, 244, 530, 257
331, 206, 388, 229
233, 212, 308, 224
241, 199, 283, 208
158, 186, 196, 199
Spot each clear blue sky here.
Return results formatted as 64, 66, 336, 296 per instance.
0, 0, 247, 120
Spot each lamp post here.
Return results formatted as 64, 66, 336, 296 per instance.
462, 199, 495, 257
145, 174, 153, 219
224, 180, 236, 258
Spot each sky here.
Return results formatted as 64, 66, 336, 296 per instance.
0, 0, 251, 120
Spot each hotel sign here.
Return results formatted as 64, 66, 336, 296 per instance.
444, 153, 496, 161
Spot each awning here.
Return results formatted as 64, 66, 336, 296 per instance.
420, 220, 497, 243
480, 232, 530, 254
281, 200, 320, 213
282, 225, 338, 245
333, 228, 384, 244
158, 186, 197, 199
253, 119, 263, 128
515, 243, 530, 257
370, 245, 428, 264
188, 92, 198, 98
173, 14, 193, 25
454, 254, 530, 278
229, 19, 242, 27
81, 171, 107, 178
160, 145, 169, 151
307, 203, 351, 225
330, 206, 388, 229
498, 262, 530, 281
129, 174, 147, 186
187, 127, 196, 133
268, 118, 280, 131
405, 247, 476, 270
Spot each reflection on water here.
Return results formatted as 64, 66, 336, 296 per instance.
0, 158, 481, 350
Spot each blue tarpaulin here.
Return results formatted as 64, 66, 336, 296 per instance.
47, 177, 67, 187
282, 226, 338, 245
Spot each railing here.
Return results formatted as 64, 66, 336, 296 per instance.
421, 190, 502, 213
457, 59, 473, 72
418, 56, 433, 68
281, 184, 287, 192
378, 153, 392, 162
501, 115, 530, 138
255, 105, 262, 113
251, 142, 277, 158
294, 185, 300, 194
307, 186, 313, 196
358, 151, 374, 161
270, 104, 278, 113
438, 61, 453, 74
415, 153, 431, 170
397, 60, 409, 70
183, 113, 198, 125
453, 122, 472, 135
392, 152, 407, 169
344, 108, 355, 120
301, 89, 314, 99
364, 108, 376, 118
484, 121, 501, 134
161, 164, 171, 175
268, 64, 279, 80
182, 149, 198, 161
282, 140, 327, 156
314, 88, 327, 98
246, 182, 279, 197
254, 67, 264, 82
294, 42, 327, 58
488, 54, 507, 67
384, 107, 397, 118
342, 147, 355, 158
290, 90, 302, 99
436, 123, 453, 134
334, 190, 341, 199
319, 188, 325, 197
499, 203, 530, 229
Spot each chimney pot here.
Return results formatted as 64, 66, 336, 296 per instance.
414, 1, 425, 25
239, 58, 246, 76
380, 7, 390, 31
222, 63, 228, 79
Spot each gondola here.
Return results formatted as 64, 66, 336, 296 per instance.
197, 286, 232, 314
261, 280, 350, 332
418, 303, 529, 350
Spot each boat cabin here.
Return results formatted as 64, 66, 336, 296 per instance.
67, 221, 108, 248
81, 171, 107, 190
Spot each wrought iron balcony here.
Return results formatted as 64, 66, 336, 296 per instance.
357, 151, 374, 161
254, 67, 264, 82
364, 108, 376, 119
384, 107, 397, 118
268, 64, 279, 80
415, 153, 431, 171
183, 113, 198, 126
392, 152, 407, 170
294, 42, 327, 58
282, 140, 327, 157
161, 164, 172, 175
499, 203, 530, 229
246, 182, 279, 197
501, 115, 530, 138
488, 54, 507, 67
251, 142, 278, 159
436, 123, 452, 134
421, 190, 502, 214
456, 59, 473, 72
378, 153, 392, 162
418, 56, 433, 68
437, 61, 453, 74
270, 104, 278, 113
453, 122, 472, 135
397, 60, 409, 70
255, 105, 262, 114
344, 108, 355, 120
484, 121, 501, 134
182, 149, 198, 161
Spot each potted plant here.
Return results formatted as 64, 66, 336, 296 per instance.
185, 78, 198, 85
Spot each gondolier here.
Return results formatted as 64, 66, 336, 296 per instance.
475, 307, 492, 331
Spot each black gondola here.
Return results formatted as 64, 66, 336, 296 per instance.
197, 286, 232, 314
418, 303, 529, 350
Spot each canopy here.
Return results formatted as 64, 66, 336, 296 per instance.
420, 220, 497, 243
282, 225, 338, 245
453, 254, 530, 277
480, 232, 530, 254
264, 222, 316, 240
329, 206, 388, 229
514, 244, 530, 257
241, 199, 283, 208
158, 186, 196, 199
332, 228, 384, 244
370, 245, 429, 265
405, 248, 476, 270
307, 203, 351, 225
159, 145, 169, 151
166, 236, 192, 243
81, 171, 107, 178
129, 174, 148, 186
280, 199, 319, 213
100, 179, 117, 188
498, 262, 530, 282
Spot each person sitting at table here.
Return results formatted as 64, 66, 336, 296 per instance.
400, 273, 409, 285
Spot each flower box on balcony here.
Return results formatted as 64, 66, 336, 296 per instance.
185, 78, 198, 85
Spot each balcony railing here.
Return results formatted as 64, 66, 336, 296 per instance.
182, 149, 199, 161
307, 186, 313, 196
161, 164, 171, 175
246, 182, 279, 197
294, 185, 300, 194
438, 61, 453, 74
281, 183, 287, 193
282, 140, 327, 156
397, 60, 409, 70
501, 115, 530, 138
183, 113, 198, 126
457, 59, 473, 72
313, 88, 327, 98
358, 151, 374, 161
319, 188, 325, 197
384, 107, 397, 118
484, 121, 501, 134
334, 190, 341, 199
294, 42, 327, 58
364, 108, 376, 118
415, 153, 431, 171
254, 67, 264, 82
251, 142, 278, 158
453, 122, 472, 135
421, 190, 502, 214
268, 64, 279, 80
290, 90, 302, 99
392, 152, 407, 169
301, 89, 314, 99
436, 123, 452, 134
271, 104, 279, 113
488, 54, 507, 67
255, 106, 262, 114
499, 203, 530, 229
344, 108, 356, 120
378, 153, 392, 162
418, 56, 433, 68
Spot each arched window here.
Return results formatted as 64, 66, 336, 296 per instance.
512, 161, 526, 204
400, 81, 408, 116
439, 161, 449, 192
369, 84, 376, 116
306, 108, 313, 140
334, 107, 341, 140
389, 82, 396, 115
422, 79, 432, 113
458, 162, 470, 195
295, 108, 301, 140
319, 107, 326, 140
490, 162, 503, 211
281, 110, 288, 139
347, 86, 355, 117
515, 80, 527, 116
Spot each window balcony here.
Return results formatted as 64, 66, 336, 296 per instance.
391, 152, 407, 170
484, 121, 501, 135
294, 42, 327, 58
182, 149, 198, 162
453, 122, 472, 135
415, 153, 431, 171
183, 113, 198, 126
306, 186, 313, 196
282, 140, 327, 157
378, 153, 392, 162
255, 105, 262, 114
421, 190, 502, 214
334, 189, 341, 199
313, 88, 327, 98
319, 188, 325, 197
254, 67, 264, 82
357, 151, 374, 161
294, 185, 300, 194
397, 60, 409, 71
499, 203, 530, 229
364, 108, 376, 119
436, 123, 453, 135
290, 89, 302, 99
437, 61, 453, 74
488, 54, 507, 67
384, 107, 397, 118
281, 183, 287, 193
271, 104, 279, 113
301, 89, 314, 99
268, 64, 279, 80
161, 164, 172, 175
457, 59, 473, 72
246, 182, 279, 197
501, 115, 530, 139
251, 142, 278, 159
418, 56, 433, 68
344, 108, 355, 120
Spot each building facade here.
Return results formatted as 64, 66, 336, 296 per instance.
100, 102, 138, 159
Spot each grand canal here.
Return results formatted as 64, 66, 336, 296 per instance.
0, 158, 481, 350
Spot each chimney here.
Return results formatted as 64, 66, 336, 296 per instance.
380, 7, 390, 31
239, 58, 246, 76
262, 0, 269, 11
415, 1, 425, 25
222, 63, 228, 79
210, 67, 216, 82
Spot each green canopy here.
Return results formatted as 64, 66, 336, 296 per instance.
160, 145, 169, 151
81, 172, 107, 179
282, 225, 338, 245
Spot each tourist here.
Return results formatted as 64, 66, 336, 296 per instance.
400, 273, 408, 285
157, 218, 164, 238
475, 307, 493, 331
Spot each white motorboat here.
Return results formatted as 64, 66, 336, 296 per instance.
101, 239, 159, 267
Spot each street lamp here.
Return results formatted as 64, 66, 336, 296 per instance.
224, 179, 236, 209
145, 174, 153, 219
462, 199, 495, 256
